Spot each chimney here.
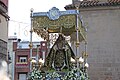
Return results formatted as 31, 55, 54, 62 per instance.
17, 39, 21, 48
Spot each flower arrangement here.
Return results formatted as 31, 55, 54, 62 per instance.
27, 67, 89, 80
63, 68, 86, 80
27, 67, 43, 80
45, 68, 89, 80
46, 71, 62, 80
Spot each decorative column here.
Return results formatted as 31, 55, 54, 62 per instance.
84, 41, 89, 76
36, 45, 39, 63
29, 8, 33, 71
42, 51, 45, 63
75, 5, 80, 69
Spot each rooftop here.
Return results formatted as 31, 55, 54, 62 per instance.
17, 41, 40, 49
65, 0, 120, 9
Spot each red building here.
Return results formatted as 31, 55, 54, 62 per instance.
13, 40, 48, 80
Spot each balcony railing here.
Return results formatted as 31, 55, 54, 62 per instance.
16, 62, 29, 68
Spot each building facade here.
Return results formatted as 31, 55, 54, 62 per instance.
13, 40, 48, 80
65, 0, 120, 80
0, 0, 9, 61
8, 36, 17, 80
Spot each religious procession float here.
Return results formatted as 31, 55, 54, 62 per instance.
27, 7, 89, 80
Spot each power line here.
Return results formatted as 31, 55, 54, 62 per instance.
9, 19, 30, 25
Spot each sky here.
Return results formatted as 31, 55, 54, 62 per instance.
8, 0, 72, 41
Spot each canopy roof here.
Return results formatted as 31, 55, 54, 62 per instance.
32, 7, 86, 42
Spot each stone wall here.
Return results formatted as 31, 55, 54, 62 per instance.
0, 14, 8, 61
0, 14, 8, 42
79, 7, 120, 80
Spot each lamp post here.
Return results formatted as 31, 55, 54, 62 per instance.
31, 58, 44, 69
28, 61, 44, 80
70, 57, 86, 80
28, 45, 44, 80
71, 56, 84, 68
30, 45, 44, 69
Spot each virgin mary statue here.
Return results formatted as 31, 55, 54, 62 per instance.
45, 34, 75, 71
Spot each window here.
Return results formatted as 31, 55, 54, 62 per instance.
19, 73, 27, 80
19, 57, 27, 63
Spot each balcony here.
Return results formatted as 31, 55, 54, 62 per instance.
16, 62, 29, 68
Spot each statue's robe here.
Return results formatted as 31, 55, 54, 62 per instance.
45, 34, 75, 71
